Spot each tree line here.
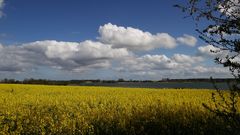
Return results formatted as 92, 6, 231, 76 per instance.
0, 78, 235, 85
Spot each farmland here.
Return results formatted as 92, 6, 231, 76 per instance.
0, 84, 235, 134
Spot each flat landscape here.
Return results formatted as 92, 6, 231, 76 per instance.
0, 84, 232, 135
0, 0, 239, 134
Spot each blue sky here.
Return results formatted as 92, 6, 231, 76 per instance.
0, 0, 231, 80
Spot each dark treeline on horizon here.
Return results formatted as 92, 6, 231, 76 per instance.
0, 78, 235, 85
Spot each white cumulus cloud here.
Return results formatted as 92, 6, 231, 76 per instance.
177, 34, 197, 47
0, 40, 130, 72
115, 53, 230, 79
198, 45, 224, 57
192, 66, 228, 74
117, 54, 198, 73
98, 23, 177, 51
172, 54, 203, 63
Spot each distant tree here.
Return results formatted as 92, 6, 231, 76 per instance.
118, 78, 125, 82
1, 78, 16, 84
175, 0, 240, 134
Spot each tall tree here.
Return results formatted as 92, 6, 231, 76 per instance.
176, 0, 240, 134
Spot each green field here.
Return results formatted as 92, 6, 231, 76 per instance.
0, 84, 233, 135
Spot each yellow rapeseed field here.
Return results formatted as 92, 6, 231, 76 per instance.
0, 84, 233, 135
